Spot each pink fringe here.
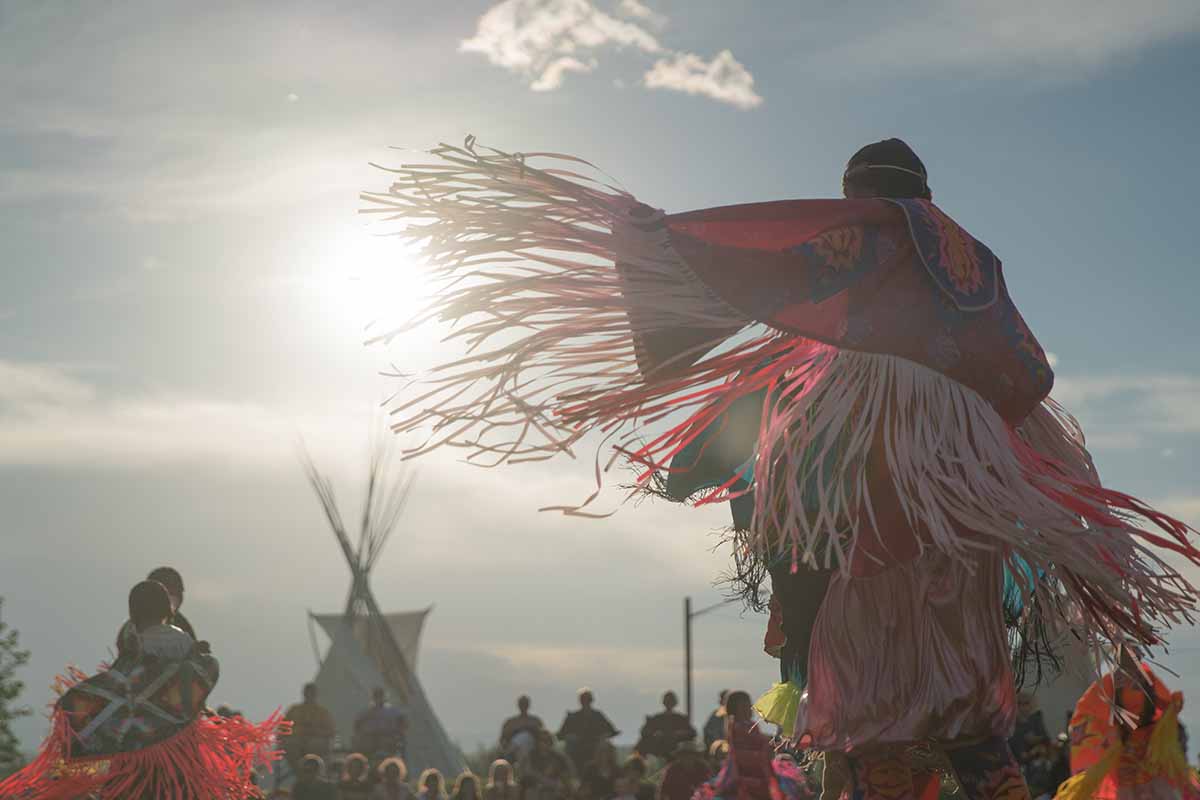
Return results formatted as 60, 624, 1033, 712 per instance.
365, 139, 1200, 660
0, 706, 288, 800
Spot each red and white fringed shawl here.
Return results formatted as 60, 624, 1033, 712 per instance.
0, 706, 286, 800
361, 138, 1199, 658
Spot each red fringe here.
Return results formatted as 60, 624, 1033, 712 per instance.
0, 707, 288, 800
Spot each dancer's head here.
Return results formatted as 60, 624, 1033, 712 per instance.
723, 690, 753, 722
662, 690, 678, 711
842, 138, 932, 201
128, 580, 173, 632
517, 694, 531, 713
578, 687, 594, 708
147, 566, 184, 610
303, 682, 319, 703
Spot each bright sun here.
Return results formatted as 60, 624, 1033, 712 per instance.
314, 225, 431, 341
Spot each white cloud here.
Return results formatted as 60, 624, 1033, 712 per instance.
461, 0, 761, 108
1053, 373, 1200, 438
616, 0, 666, 29
822, 0, 1200, 79
530, 56, 596, 90
460, 0, 662, 89
644, 49, 763, 110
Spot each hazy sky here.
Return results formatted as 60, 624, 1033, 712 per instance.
3, 0, 1200, 752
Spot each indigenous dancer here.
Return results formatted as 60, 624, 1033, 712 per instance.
362, 136, 1200, 799
0, 579, 284, 799
1056, 648, 1198, 800
692, 691, 812, 800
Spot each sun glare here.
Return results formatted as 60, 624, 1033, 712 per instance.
315, 226, 431, 341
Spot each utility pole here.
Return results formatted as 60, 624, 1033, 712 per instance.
684, 594, 738, 723
684, 597, 693, 720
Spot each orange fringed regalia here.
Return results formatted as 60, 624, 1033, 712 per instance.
1057, 663, 1199, 800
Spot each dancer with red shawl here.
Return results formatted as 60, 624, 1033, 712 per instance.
693, 691, 811, 800
1056, 648, 1198, 800
362, 136, 1200, 800
0, 580, 284, 799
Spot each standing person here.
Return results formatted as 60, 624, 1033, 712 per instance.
500, 695, 545, 763
356, 687, 408, 761
558, 689, 620, 773
1, 580, 283, 799
340, 753, 374, 800
450, 771, 483, 800
1055, 649, 1199, 800
417, 769, 450, 800
702, 692, 729, 752
372, 757, 413, 800
285, 683, 337, 771
484, 759, 520, 800
636, 692, 697, 759
658, 742, 712, 800
368, 137, 1200, 800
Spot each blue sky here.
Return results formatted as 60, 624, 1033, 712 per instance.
2, 0, 1200, 753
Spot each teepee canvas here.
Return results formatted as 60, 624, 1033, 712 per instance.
302, 438, 464, 777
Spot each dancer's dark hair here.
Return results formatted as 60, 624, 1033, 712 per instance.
843, 138, 932, 200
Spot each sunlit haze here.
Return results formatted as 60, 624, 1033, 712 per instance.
2, 0, 1200, 761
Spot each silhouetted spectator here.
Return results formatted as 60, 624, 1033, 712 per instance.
450, 771, 482, 800
558, 688, 619, 772
500, 695, 545, 763
701, 691, 728, 751
622, 754, 655, 800
285, 683, 336, 770
635, 692, 696, 759
580, 740, 620, 799
355, 687, 408, 760
294, 754, 338, 800
371, 758, 412, 800
657, 741, 712, 800
339, 753, 372, 800
484, 759, 519, 800
418, 769, 449, 800
519, 729, 573, 800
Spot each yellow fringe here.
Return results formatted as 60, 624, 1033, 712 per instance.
1145, 702, 1190, 784
1053, 742, 1121, 800
754, 682, 803, 733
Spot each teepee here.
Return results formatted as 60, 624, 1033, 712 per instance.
301, 436, 464, 777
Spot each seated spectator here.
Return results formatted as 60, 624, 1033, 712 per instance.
294, 754, 338, 800
635, 692, 696, 759
339, 752, 373, 800
622, 754, 655, 800
558, 688, 619, 773
580, 739, 620, 800
450, 771, 482, 800
355, 687, 408, 760
484, 759, 519, 800
371, 757, 412, 800
519, 729, 574, 800
657, 741, 711, 800
500, 695, 545, 763
418, 768, 449, 800
284, 683, 336, 770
